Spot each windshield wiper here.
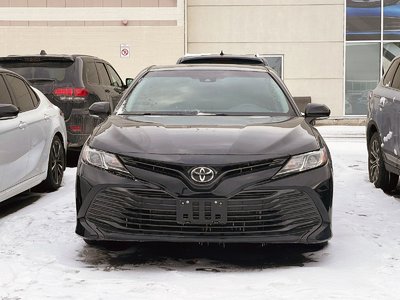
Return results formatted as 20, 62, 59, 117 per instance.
119, 111, 286, 117
119, 111, 200, 116
196, 112, 217, 116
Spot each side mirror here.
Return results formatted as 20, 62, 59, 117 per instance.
0, 104, 19, 119
304, 103, 330, 124
89, 102, 111, 120
125, 78, 134, 87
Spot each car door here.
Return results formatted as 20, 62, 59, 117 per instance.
95, 61, 113, 108
4, 74, 47, 181
0, 74, 31, 192
105, 64, 125, 109
95, 61, 124, 111
388, 63, 400, 166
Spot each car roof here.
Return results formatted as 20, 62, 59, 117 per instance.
177, 53, 269, 66
149, 64, 272, 73
0, 55, 75, 63
0, 51, 101, 63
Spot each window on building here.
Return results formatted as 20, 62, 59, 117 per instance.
345, 0, 400, 115
345, 43, 381, 115
263, 55, 284, 79
383, 42, 400, 73
384, 0, 400, 39
346, 0, 382, 41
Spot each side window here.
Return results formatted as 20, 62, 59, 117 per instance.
28, 87, 40, 107
4, 75, 35, 112
383, 59, 399, 87
391, 65, 400, 90
0, 76, 13, 105
86, 61, 100, 85
95, 62, 111, 86
106, 65, 123, 87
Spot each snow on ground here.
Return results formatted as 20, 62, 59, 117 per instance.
1, 126, 400, 300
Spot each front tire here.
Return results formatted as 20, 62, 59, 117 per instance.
38, 135, 65, 191
368, 132, 398, 192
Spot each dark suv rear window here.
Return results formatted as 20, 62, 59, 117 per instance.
0, 61, 77, 93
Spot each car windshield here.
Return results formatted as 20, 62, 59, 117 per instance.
120, 69, 293, 116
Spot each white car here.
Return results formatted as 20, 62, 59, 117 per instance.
0, 68, 67, 202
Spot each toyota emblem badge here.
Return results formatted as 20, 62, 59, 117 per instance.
190, 167, 215, 183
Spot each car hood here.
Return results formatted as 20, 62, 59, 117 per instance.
89, 115, 321, 160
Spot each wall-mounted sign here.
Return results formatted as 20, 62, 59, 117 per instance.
120, 44, 130, 58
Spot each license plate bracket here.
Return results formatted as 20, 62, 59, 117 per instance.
176, 199, 227, 225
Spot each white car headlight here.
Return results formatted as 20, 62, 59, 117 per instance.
274, 148, 328, 178
82, 145, 130, 175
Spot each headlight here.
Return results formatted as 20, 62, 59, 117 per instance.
274, 148, 328, 178
81, 145, 130, 175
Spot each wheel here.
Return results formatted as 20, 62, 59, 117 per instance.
37, 135, 65, 191
368, 132, 398, 192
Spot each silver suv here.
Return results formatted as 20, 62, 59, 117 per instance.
367, 57, 400, 192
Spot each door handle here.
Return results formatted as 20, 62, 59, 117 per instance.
105, 89, 111, 93
18, 121, 27, 130
379, 97, 387, 108
44, 113, 50, 121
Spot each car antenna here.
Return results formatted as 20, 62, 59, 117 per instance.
220, 50, 224, 56
40, 50, 47, 55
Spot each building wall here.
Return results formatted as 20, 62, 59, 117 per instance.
0, 0, 185, 80
187, 0, 345, 116
0, 0, 346, 115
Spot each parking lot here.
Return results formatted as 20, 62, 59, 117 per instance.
1, 126, 400, 300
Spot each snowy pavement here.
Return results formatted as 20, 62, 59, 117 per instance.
1, 126, 400, 300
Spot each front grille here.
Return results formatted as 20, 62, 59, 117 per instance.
118, 156, 287, 184
119, 157, 185, 178
86, 187, 322, 239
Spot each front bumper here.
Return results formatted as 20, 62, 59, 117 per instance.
76, 162, 333, 244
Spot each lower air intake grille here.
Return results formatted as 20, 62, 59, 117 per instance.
86, 187, 322, 238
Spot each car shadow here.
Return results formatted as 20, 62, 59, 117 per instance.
77, 242, 325, 272
67, 150, 81, 168
0, 191, 42, 218
388, 188, 400, 199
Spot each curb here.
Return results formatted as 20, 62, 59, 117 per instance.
316, 117, 366, 126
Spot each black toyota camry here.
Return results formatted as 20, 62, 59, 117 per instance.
75, 64, 333, 246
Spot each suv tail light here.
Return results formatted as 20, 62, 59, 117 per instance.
68, 125, 82, 133
53, 87, 89, 100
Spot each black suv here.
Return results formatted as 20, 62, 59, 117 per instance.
0, 51, 130, 149
367, 56, 400, 192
